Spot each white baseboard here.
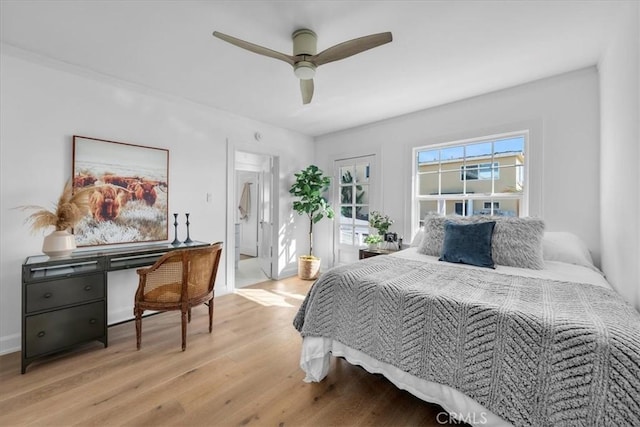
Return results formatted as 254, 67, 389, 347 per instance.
277, 265, 298, 280
0, 333, 20, 356
108, 291, 230, 326
108, 307, 135, 326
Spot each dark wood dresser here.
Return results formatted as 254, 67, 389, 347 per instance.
359, 248, 398, 259
21, 241, 209, 373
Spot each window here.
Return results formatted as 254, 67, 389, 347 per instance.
455, 202, 464, 215
460, 162, 500, 181
414, 132, 527, 226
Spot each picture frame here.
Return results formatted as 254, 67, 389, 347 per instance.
384, 232, 397, 242
72, 135, 169, 247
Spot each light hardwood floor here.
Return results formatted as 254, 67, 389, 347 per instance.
0, 277, 464, 426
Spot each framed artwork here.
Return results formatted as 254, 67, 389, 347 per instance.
72, 135, 169, 247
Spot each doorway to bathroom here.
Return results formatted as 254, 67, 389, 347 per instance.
234, 151, 276, 288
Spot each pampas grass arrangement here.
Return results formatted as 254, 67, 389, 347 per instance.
19, 180, 91, 233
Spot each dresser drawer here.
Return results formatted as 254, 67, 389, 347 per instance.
25, 273, 105, 313
24, 301, 105, 358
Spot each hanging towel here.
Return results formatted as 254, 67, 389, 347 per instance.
238, 182, 251, 220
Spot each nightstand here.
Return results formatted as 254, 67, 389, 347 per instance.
359, 248, 397, 260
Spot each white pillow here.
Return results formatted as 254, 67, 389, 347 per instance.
542, 231, 596, 270
410, 228, 425, 247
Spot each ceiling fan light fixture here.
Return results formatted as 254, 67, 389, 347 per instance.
213, 29, 392, 104
294, 61, 316, 80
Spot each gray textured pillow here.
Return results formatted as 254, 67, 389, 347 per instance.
489, 216, 545, 269
418, 214, 452, 256
418, 214, 546, 269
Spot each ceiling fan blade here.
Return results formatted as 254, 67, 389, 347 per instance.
312, 32, 392, 66
213, 31, 295, 66
300, 79, 314, 104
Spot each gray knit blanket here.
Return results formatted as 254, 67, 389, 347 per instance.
293, 255, 640, 426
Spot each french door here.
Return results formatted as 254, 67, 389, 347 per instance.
334, 155, 375, 265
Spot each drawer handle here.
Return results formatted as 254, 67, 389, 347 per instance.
84, 285, 92, 291
37, 331, 46, 338
89, 318, 97, 325
43, 292, 52, 299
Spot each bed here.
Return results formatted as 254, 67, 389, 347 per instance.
293, 216, 640, 426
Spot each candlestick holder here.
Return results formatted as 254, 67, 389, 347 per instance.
183, 213, 193, 244
171, 213, 181, 246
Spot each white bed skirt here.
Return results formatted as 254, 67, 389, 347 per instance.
300, 336, 513, 427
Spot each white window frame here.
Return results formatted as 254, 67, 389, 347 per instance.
412, 130, 529, 230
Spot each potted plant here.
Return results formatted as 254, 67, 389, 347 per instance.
364, 234, 383, 250
19, 179, 91, 258
368, 210, 396, 250
289, 165, 334, 280
370, 211, 394, 236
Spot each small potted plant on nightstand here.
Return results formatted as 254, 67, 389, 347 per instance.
364, 234, 383, 250
289, 165, 335, 280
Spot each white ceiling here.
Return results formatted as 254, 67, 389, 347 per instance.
0, 1, 627, 137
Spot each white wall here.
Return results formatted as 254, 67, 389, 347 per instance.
599, 2, 640, 310
314, 68, 602, 281
0, 49, 314, 354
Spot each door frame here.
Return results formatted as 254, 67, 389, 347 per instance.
257, 155, 274, 278
225, 140, 279, 291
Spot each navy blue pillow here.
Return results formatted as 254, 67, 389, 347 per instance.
439, 221, 496, 268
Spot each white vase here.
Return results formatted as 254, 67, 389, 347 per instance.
42, 230, 76, 258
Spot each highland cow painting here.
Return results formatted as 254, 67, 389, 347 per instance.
72, 136, 169, 247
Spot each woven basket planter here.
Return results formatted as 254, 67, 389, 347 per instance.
298, 256, 321, 280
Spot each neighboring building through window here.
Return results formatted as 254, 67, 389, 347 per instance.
461, 162, 500, 181
414, 132, 527, 226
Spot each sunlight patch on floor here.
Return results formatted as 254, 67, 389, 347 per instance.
235, 288, 294, 307
271, 289, 305, 301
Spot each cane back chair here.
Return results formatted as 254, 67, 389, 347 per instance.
134, 242, 223, 350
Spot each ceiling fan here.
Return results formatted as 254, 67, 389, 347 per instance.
212, 29, 393, 104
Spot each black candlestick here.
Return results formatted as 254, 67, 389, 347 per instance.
183, 213, 193, 244
171, 213, 181, 246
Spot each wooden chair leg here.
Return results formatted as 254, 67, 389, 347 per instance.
181, 309, 187, 351
208, 298, 214, 333
135, 309, 142, 350
188, 307, 192, 323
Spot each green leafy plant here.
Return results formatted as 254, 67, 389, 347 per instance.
370, 211, 393, 235
364, 234, 383, 245
289, 165, 335, 257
